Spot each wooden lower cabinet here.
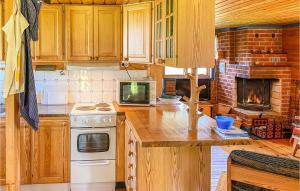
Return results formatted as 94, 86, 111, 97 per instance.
0, 117, 70, 185
116, 114, 126, 183
31, 118, 70, 183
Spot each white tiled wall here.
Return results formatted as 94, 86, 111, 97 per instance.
0, 70, 148, 105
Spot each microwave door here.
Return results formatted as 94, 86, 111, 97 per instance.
120, 82, 150, 104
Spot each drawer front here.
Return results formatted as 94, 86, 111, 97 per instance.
71, 160, 116, 183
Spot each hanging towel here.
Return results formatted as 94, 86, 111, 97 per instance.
2, 0, 29, 98
20, 0, 42, 130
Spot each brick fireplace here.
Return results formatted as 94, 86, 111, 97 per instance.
216, 27, 293, 128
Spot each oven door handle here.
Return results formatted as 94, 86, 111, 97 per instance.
77, 160, 110, 166
72, 128, 111, 133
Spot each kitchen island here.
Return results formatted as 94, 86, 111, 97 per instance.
115, 103, 252, 191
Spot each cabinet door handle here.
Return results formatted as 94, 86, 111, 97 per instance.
128, 176, 133, 180
128, 139, 134, 144
128, 151, 134, 157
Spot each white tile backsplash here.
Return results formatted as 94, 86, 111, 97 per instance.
0, 69, 148, 105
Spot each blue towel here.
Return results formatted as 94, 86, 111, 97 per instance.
20, 0, 41, 130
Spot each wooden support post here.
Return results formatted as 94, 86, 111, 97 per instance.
185, 68, 206, 131
188, 68, 199, 131
4, 1, 21, 191
5, 95, 21, 191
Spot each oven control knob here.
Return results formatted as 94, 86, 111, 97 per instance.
103, 118, 108, 123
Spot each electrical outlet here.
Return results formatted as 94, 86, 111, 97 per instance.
121, 62, 129, 68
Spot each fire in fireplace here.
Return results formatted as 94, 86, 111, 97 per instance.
237, 78, 271, 111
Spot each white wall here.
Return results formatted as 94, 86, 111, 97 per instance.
0, 70, 148, 105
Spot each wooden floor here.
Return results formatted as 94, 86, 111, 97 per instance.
0, 139, 298, 191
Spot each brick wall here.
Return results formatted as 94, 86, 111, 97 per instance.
216, 27, 296, 127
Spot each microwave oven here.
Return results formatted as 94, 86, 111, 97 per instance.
116, 80, 156, 106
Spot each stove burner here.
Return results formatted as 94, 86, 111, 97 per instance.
95, 103, 110, 108
97, 108, 112, 112
76, 106, 96, 111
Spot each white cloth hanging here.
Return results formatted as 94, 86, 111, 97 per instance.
2, 0, 29, 98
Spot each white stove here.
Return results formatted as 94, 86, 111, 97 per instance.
70, 103, 117, 128
70, 103, 117, 186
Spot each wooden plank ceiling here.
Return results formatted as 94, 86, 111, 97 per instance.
48, 0, 149, 4
48, 0, 300, 29
216, 0, 300, 28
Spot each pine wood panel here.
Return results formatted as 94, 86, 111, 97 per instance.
65, 6, 94, 61
177, 0, 215, 68
31, 118, 70, 183
0, 119, 5, 184
216, 0, 300, 28
49, 0, 150, 4
94, 6, 121, 62
125, 119, 212, 191
116, 114, 126, 182
34, 5, 64, 61
283, 27, 300, 80
123, 2, 152, 63
47, 0, 300, 28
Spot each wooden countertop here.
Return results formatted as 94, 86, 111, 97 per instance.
114, 103, 252, 147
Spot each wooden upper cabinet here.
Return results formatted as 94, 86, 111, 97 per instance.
94, 6, 121, 62
65, 6, 94, 61
34, 5, 64, 61
31, 118, 70, 183
123, 2, 152, 64
154, 0, 215, 68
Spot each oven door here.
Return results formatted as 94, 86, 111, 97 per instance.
119, 82, 150, 105
71, 127, 116, 161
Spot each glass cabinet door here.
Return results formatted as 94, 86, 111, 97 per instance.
165, 0, 175, 64
155, 0, 163, 62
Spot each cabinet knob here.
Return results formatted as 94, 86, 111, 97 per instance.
128, 139, 134, 144
128, 151, 134, 156
128, 176, 133, 180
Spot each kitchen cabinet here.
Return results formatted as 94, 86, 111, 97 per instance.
31, 118, 70, 183
33, 5, 64, 62
123, 2, 152, 64
65, 6, 94, 61
94, 6, 121, 62
116, 114, 126, 183
66, 5, 121, 62
154, 0, 215, 68
0, 120, 32, 185
0, 117, 70, 185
